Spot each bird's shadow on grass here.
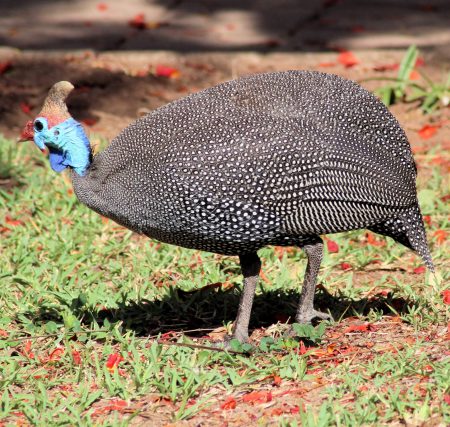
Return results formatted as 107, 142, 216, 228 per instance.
46, 283, 420, 338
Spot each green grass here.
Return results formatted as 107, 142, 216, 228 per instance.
0, 135, 449, 426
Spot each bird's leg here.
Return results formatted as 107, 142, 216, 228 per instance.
295, 238, 332, 324
228, 252, 261, 343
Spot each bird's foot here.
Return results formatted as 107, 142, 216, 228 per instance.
296, 308, 332, 324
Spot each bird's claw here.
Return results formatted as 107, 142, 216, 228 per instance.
296, 308, 333, 324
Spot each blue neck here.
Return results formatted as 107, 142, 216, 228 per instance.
34, 118, 92, 176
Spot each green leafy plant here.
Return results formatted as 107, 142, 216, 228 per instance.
291, 322, 327, 344
365, 45, 450, 113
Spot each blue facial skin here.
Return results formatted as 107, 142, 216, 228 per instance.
33, 117, 91, 176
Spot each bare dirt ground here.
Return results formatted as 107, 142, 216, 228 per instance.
1, 49, 449, 152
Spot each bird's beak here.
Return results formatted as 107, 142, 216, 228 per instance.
18, 120, 34, 143
18, 120, 46, 153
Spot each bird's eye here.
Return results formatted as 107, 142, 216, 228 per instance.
54, 130, 60, 136
34, 120, 44, 132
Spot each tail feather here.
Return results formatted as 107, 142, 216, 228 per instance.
368, 204, 434, 272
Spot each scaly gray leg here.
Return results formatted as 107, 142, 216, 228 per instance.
295, 238, 331, 323
230, 252, 261, 343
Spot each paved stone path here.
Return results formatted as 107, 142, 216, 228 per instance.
0, 0, 449, 59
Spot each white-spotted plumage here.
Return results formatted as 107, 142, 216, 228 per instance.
72, 70, 433, 271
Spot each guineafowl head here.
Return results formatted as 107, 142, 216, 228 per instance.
20, 81, 92, 176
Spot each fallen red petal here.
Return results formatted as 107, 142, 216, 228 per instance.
23, 340, 35, 359
155, 65, 180, 79
413, 266, 426, 274
92, 399, 127, 416
366, 232, 386, 247
340, 262, 352, 271
106, 353, 124, 371
344, 323, 376, 333
409, 69, 420, 80
444, 394, 450, 405
327, 239, 339, 253
273, 375, 282, 386
97, 3, 108, 11
128, 13, 147, 30
373, 63, 399, 72
433, 229, 447, 245
5, 215, 24, 226
443, 290, 450, 306
48, 347, 65, 362
242, 391, 272, 404
338, 51, 359, 68
415, 57, 425, 67
298, 340, 308, 355
72, 350, 82, 365
221, 397, 237, 410
418, 124, 440, 140
423, 364, 434, 373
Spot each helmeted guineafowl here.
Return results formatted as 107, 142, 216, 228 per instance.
21, 71, 434, 343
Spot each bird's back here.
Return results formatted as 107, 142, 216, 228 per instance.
73, 71, 419, 255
